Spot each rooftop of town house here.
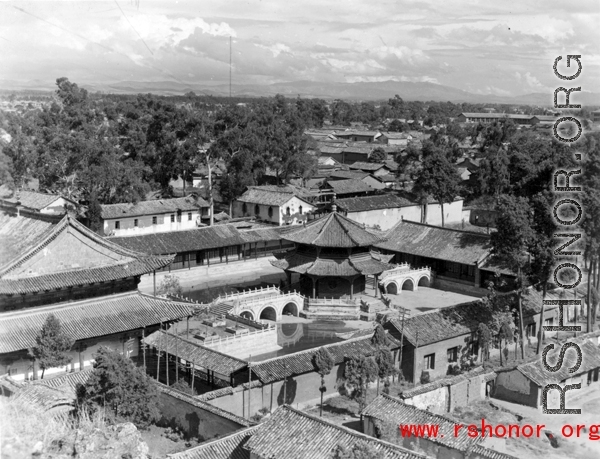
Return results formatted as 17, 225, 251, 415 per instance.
322, 178, 374, 195
143, 330, 249, 376
381, 132, 412, 139
281, 211, 385, 248
336, 194, 416, 213
348, 161, 390, 171
328, 170, 371, 180
0, 376, 75, 415
244, 405, 427, 459
334, 129, 381, 137
375, 219, 491, 266
516, 339, 600, 386
101, 196, 209, 220
249, 332, 400, 384
236, 185, 315, 207
0, 291, 194, 354
0, 214, 173, 295
385, 288, 560, 347
0, 190, 76, 213
362, 394, 482, 452
167, 425, 260, 459
459, 113, 535, 120
398, 366, 496, 399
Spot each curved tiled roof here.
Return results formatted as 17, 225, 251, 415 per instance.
0, 291, 194, 353
101, 196, 208, 220
282, 212, 385, 248
0, 215, 173, 294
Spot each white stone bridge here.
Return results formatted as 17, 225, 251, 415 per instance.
214, 286, 306, 322
379, 263, 433, 294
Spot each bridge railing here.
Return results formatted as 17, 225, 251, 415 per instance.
308, 297, 358, 306
233, 290, 307, 309
381, 266, 432, 282
216, 286, 282, 303
201, 324, 277, 346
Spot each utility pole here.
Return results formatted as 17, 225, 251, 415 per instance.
156, 322, 162, 382
397, 306, 410, 380
248, 355, 252, 420
175, 322, 179, 384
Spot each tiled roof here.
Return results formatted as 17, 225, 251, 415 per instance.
245, 405, 426, 459
107, 224, 247, 254
0, 292, 194, 353
0, 215, 173, 295
0, 210, 57, 266
349, 162, 389, 172
168, 426, 259, 459
34, 369, 93, 390
459, 113, 533, 120
101, 197, 208, 220
362, 394, 481, 452
329, 170, 370, 180
324, 179, 373, 195
386, 289, 555, 347
282, 212, 384, 248
1, 191, 66, 211
236, 186, 313, 207
465, 445, 519, 459
143, 330, 248, 376
250, 333, 400, 384
337, 195, 416, 213
271, 250, 392, 277
10, 381, 75, 415
517, 340, 600, 386
375, 220, 491, 266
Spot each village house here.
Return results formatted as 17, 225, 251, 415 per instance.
384, 289, 559, 384
0, 190, 77, 215
320, 178, 375, 200
100, 196, 210, 237
349, 161, 393, 176
493, 336, 600, 410
334, 129, 381, 143
379, 132, 412, 146
362, 394, 516, 459
328, 170, 388, 191
169, 405, 427, 459
232, 186, 316, 226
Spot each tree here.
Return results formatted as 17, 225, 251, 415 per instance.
342, 355, 378, 411
370, 324, 395, 395
29, 314, 74, 379
477, 323, 492, 363
157, 275, 183, 297
498, 321, 513, 366
491, 195, 534, 359
77, 347, 161, 428
412, 149, 460, 227
332, 441, 386, 459
369, 147, 387, 163
87, 189, 103, 234
312, 347, 335, 417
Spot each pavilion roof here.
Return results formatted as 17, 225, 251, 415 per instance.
0, 215, 173, 295
282, 212, 385, 248
271, 250, 393, 276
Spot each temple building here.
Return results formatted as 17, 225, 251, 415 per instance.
271, 207, 394, 298
0, 207, 194, 381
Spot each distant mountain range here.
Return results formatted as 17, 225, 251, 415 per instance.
2, 78, 600, 106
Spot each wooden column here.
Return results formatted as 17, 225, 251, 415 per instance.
350, 278, 354, 299
374, 275, 379, 297
254, 242, 258, 259
312, 277, 316, 299
225, 247, 229, 263
78, 345, 84, 372
153, 270, 156, 297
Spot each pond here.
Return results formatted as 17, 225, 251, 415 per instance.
247, 320, 360, 362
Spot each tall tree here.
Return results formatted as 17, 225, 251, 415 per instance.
413, 149, 460, 227
29, 314, 74, 379
312, 347, 335, 417
343, 354, 378, 411
491, 195, 534, 359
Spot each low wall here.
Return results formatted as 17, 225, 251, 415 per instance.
203, 328, 280, 360
157, 386, 250, 441
433, 277, 487, 297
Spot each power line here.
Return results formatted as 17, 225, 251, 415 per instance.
114, 0, 153, 56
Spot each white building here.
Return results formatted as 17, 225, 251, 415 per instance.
232, 186, 316, 226
101, 196, 210, 237
336, 194, 422, 231
0, 190, 77, 215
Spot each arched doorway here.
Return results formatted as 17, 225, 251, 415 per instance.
386, 282, 398, 294
418, 275, 431, 288
260, 306, 277, 322
240, 311, 254, 321
401, 279, 415, 291
282, 302, 299, 317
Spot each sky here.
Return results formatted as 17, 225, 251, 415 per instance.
0, 0, 598, 96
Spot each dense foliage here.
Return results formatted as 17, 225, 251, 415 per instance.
29, 314, 74, 379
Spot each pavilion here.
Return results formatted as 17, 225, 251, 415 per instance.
270, 206, 394, 299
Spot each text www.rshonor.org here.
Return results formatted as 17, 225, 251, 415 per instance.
398, 421, 600, 440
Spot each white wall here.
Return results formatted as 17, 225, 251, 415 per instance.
425, 200, 463, 226
346, 204, 422, 231
41, 197, 73, 215
103, 210, 204, 236
233, 197, 315, 226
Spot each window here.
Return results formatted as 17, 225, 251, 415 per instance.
134, 219, 138, 227
115, 221, 120, 230
470, 341, 479, 357
268, 207, 273, 218
286, 206, 291, 216
447, 347, 458, 363
152, 216, 157, 225
170, 214, 175, 223
424, 353, 435, 370
299, 205, 303, 215
188, 212, 192, 221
